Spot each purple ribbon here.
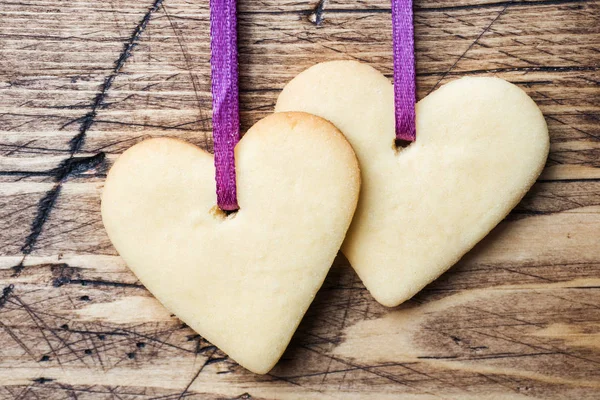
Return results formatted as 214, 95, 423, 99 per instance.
210, 0, 416, 209
392, 0, 416, 142
210, 0, 240, 211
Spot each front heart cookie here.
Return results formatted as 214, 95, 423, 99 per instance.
101, 112, 360, 373
276, 61, 549, 307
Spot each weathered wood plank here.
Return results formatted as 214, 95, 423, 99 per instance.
1, 1, 598, 179
0, 0, 598, 398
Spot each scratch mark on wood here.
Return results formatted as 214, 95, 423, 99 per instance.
17, 0, 163, 257
177, 348, 217, 399
68, 0, 165, 154
161, 2, 210, 149
428, 2, 512, 94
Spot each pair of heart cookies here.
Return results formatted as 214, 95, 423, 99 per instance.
102, 61, 549, 374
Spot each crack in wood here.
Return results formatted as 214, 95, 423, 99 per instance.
17, 0, 163, 257
308, 0, 328, 25
21, 184, 62, 255
0, 284, 14, 309
17, 163, 104, 254
419, 65, 599, 77
0, 171, 55, 177
69, 0, 164, 154
237, 0, 591, 16
51, 153, 106, 181
416, 0, 592, 12
66, 279, 144, 289
32, 377, 55, 384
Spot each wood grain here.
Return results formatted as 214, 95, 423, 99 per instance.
0, 0, 599, 398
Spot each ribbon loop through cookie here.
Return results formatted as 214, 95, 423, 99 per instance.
210, 0, 240, 211
392, 0, 417, 143
209, 0, 417, 211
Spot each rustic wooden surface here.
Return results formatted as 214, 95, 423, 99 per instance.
1, 0, 599, 398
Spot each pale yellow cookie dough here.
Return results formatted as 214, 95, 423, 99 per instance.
101, 112, 360, 374
276, 61, 549, 307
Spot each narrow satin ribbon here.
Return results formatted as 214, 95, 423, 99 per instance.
210, 0, 240, 211
392, 0, 416, 142
210, 0, 416, 210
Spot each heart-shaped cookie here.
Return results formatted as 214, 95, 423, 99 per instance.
276, 61, 549, 307
101, 112, 360, 373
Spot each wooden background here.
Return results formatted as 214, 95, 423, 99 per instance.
1, 0, 599, 398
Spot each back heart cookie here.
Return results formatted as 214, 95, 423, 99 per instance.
276, 61, 549, 307
101, 112, 360, 373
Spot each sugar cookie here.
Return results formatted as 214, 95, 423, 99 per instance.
102, 112, 360, 373
276, 61, 549, 307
